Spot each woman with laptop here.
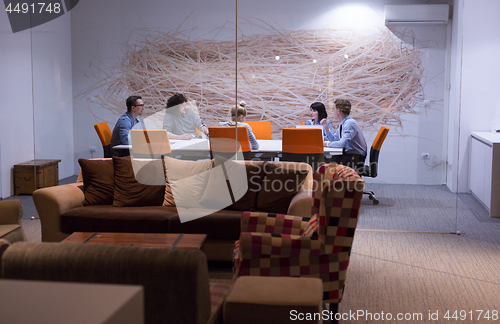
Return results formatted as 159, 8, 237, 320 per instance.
304, 102, 335, 141
218, 101, 259, 150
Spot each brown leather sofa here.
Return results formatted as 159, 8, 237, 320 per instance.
0, 240, 230, 324
0, 200, 26, 243
33, 159, 314, 261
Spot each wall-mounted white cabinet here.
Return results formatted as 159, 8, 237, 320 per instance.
469, 132, 500, 217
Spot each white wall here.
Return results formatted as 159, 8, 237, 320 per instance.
32, 12, 75, 181
0, 9, 73, 198
456, 0, 500, 192
0, 13, 35, 198
71, 0, 237, 172
447, 0, 463, 192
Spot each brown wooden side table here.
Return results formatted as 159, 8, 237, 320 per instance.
14, 159, 61, 195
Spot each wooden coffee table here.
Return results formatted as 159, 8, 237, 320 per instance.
62, 232, 206, 250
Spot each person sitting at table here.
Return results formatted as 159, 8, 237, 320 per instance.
323, 99, 367, 168
304, 102, 335, 141
218, 101, 259, 150
162, 93, 209, 140
110, 95, 144, 156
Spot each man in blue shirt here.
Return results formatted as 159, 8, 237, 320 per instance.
322, 99, 367, 168
110, 96, 144, 156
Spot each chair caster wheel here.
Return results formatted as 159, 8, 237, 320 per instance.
368, 195, 374, 200
372, 199, 379, 205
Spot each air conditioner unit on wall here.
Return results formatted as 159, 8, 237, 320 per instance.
385, 4, 450, 25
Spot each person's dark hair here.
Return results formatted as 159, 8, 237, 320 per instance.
167, 93, 188, 109
126, 96, 142, 113
335, 99, 351, 115
310, 102, 328, 121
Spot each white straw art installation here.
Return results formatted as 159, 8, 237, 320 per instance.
80, 23, 423, 138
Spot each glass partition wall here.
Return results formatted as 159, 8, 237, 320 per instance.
31, 3, 73, 195
28, 0, 458, 233
236, 0, 458, 233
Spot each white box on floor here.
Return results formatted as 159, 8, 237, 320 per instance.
0, 279, 144, 324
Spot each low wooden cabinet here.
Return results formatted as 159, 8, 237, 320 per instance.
14, 159, 61, 195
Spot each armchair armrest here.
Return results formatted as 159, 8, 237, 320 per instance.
287, 189, 313, 218
33, 183, 85, 242
238, 232, 322, 259
0, 200, 22, 225
241, 212, 306, 235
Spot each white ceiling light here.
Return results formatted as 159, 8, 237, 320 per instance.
304, 4, 380, 30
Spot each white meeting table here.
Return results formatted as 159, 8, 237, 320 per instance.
114, 139, 342, 155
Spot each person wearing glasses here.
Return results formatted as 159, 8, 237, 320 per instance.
162, 93, 209, 140
110, 95, 144, 153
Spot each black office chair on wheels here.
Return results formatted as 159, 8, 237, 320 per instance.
356, 126, 389, 205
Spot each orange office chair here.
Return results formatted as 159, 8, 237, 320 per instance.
245, 121, 272, 140
281, 128, 324, 171
208, 126, 252, 160
94, 122, 112, 158
357, 126, 389, 205
130, 129, 171, 159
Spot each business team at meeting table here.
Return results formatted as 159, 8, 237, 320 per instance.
110, 93, 366, 160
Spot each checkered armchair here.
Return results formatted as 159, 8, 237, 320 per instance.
233, 163, 364, 303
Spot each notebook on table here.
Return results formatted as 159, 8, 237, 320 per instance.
295, 125, 323, 129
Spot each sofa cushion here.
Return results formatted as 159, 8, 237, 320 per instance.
255, 162, 309, 214
113, 156, 165, 207
1, 243, 212, 324
60, 206, 179, 234
78, 158, 114, 205
162, 157, 212, 208
0, 225, 25, 244
168, 209, 243, 240
0, 238, 10, 276
199, 156, 266, 212
61, 206, 242, 241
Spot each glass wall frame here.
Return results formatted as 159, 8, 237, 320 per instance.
27, 0, 458, 233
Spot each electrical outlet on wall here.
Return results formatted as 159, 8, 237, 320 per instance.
89, 146, 97, 153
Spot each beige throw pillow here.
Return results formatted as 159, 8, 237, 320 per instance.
162, 156, 213, 208
199, 156, 266, 211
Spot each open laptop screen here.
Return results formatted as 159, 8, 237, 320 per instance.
295, 125, 323, 129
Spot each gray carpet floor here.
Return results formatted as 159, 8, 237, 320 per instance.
5, 179, 500, 323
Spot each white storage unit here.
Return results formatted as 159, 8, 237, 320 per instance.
470, 132, 500, 217
0, 280, 144, 324
384, 4, 450, 25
